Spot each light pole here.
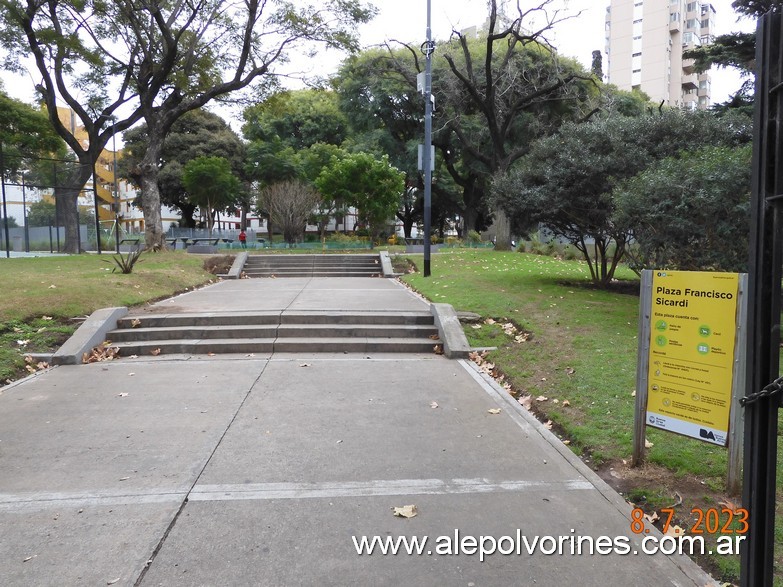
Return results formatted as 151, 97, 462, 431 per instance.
421, 0, 434, 277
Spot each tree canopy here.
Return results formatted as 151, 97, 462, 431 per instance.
121, 109, 247, 228
315, 153, 405, 240
181, 156, 241, 232
493, 110, 752, 284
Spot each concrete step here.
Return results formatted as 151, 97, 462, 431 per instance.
109, 337, 441, 356
243, 271, 382, 278
242, 254, 382, 278
117, 312, 435, 329
108, 324, 438, 342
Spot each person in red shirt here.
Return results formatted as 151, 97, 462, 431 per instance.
238, 229, 247, 249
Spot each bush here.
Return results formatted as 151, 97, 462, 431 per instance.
466, 230, 481, 244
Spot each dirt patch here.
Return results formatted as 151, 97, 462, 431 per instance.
203, 255, 235, 275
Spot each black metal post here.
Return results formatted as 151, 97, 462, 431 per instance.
742, 9, 782, 587
422, 0, 433, 277
92, 162, 102, 254
22, 172, 29, 252
0, 143, 10, 258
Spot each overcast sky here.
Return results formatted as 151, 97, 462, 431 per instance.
1, 1, 756, 115
353, 0, 756, 104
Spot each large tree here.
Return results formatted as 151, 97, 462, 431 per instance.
315, 152, 404, 242
181, 156, 241, 233
121, 109, 247, 228
493, 110, 752, 286
614, 144, 753, 273
435, 0, 596, 249
0, 2, 146, 252
0, 0, 374, 251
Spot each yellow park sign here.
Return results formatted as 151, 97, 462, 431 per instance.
645, 271, 740, 446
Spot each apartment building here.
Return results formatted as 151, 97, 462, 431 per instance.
605, 0, 715, 110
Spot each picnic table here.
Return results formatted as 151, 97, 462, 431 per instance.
184, 237, 233, 248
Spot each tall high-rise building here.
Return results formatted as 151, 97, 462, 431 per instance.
605, 0, 715, 110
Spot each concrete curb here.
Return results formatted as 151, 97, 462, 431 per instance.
51, 307, 128, 366
227, 252, 248, 279
378, 250, 394, 277
431, 303, 471, 359
460, 359, 719, 587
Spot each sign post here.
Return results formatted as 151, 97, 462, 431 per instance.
635, 270, 745, 466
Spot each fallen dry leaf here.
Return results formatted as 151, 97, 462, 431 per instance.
433, 345, 444, 355
552, 399, 559, 404
429, 334, 439, 340
82, 345, 120, 364
42, 316, 52, 321
392, 504, 418, 518
131, 318, 141, 328
718, 498, 741, 512
562, 400, 571, 407
644, 512, 660, 524
631, 390, 637, 397
645, 439, 654, 449
544, 420, 553, 430
48, 284, 56, 289
207, 352, 215, 357
487, 408, 502, 415
665, 525, 685, 538
562, 440, 571, 445
299, 363, 311, 368
565, 367, 575, 375
536, 396, 548, 402
23, 555, 36, 562
150, 348, 162, 356
471, 324, 482, 329
518, 395, 533, 410
107, 578, 121, 585
117, 393, 129, 397
430, 401, 439, 409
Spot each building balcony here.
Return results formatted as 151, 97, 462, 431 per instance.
670, 19, 681, 32
682, 58, 696, 74
681, 74, 698, 90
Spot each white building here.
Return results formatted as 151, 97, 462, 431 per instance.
605, 0, 715, 110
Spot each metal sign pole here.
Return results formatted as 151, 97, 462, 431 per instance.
422, 0, 433, 278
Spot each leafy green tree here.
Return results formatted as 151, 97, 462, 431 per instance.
26, 199, 94, 227
0, 92, 62, 171
493, 110, 752, 286
181, 156, 241, 232
243, 89, 348, 150
682, 0, 768, 112
315, 153, 405, 242
614, 145, 752, 272
121, 110, 247, 228
1, 1, 375, 252
435, 1, 598, 249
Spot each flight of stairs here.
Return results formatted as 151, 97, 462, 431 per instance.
106, 311, 442, 356
241, 254, 383, 278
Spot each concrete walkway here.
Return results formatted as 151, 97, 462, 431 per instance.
0, 279, 716, 586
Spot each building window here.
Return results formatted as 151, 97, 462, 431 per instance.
701, 18, 710, 28
632, 52, 642, 57
633, 69, 641, 74
633, 35, 642, 40
686, 2, 697, 11
633, 19, 643, 24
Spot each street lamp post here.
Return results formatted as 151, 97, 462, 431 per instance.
422, 0, 434, 278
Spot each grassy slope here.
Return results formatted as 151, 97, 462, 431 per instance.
401, 249, 778, 584
0, 252, 215, 382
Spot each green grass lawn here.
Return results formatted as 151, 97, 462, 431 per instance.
0, 251, 215, 383
400, 248, 779, 585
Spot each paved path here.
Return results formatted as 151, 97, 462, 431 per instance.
0, 279, 716, 586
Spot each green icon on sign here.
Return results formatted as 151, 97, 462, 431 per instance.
698, 325, 711, 337
697, 343, 710, 355
655, 320, 668, 331
656, 335, 668, 347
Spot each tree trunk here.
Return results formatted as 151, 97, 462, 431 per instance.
138, 139, 166, 250
55, 163, 95, 253
493, 209, 512, 250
